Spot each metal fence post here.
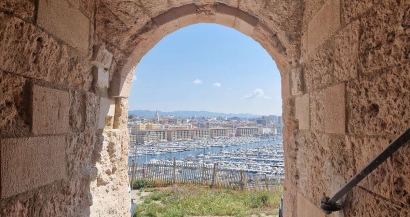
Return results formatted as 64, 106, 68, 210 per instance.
211, 163, 217, 187
130, 160, 135, 187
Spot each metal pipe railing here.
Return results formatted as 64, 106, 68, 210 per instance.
320, 127, 410, 214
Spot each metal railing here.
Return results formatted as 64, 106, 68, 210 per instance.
321, 127, 410, 214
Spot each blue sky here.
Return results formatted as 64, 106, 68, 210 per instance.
128, 23, 282, 116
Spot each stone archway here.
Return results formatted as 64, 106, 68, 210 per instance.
90, 2, 302, 216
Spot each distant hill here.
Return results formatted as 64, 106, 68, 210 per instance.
128, 110, 274, 118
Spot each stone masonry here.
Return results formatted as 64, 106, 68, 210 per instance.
0, 0, 409, 217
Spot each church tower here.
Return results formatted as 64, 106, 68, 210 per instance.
154, 110, 160, 123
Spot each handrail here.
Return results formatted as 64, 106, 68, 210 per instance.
320, 127, 410, 214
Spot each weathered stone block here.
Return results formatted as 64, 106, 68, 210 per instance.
0, 14, 93, 91
297, 193, 326, 217
341, 0, 374, 24
98, 97, 115, 129
343, 187, 409, 217
139, 0, 169, 17
307, 0, 340, 53
196, 4, 217, 23
1, 136, 66, 199
69, 90, 85, 132
37, 0, 90, 54
179, 13, 199, 28
0, 0, 35, 21
310, 90, 324, 132
32, 85, 69, 135
334, 21, 359, 82
110, 68, 135, 98
295, 94, 310, 130
358, 2, 407, 74
291, 67, 303, 96
91, 45, 113, 69
303, 40, 334, 91
153, 8, 180, 36
392, 143, 410, 206
95, 1, 151, 53
0, 71, 30, 137
283, 181, 297, 217
347, 63, 410, 136
114, 98, 129, 130
175, 4, 198, 27
215, 3, 238, 27
281, 72, 290, 99
324, 83, 346, 134
92, 66, 109, 89
85, 92, 99, 130
233, 10, 258, 36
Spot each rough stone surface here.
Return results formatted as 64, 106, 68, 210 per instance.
91, 45, 113, 69
307, 0, 340, 53
37, 0, 90, 54
281, 72, 290, 99
1, 136, 66, 199
90, 130, 130, 217
310, 90, 324, 132
297, 192, 325, 217
358, 1, 409, 74
114, 98, 129, 130
334, 21, 359, 82
347, 136, 393, 199
303, 40, 334, 92
0, 71, 30, 137
344, 187, 410, 217
32, 85, 70, 135
347, 63, 410, 137
295, 94, 310, 130
0, 14, 93, 91
98, 97, 115, 129
291, 67, 303, 96
392, 143, 410, 206
324, 83, 346, 134
0, 0, 35, 21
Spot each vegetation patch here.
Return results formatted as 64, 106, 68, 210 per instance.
134, 185, 282, 217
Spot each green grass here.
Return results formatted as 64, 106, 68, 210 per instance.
134, 185, 282, 217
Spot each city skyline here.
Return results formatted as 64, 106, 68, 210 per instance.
128, 23, 282, 116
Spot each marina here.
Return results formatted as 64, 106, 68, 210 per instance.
128, 136, 284, 178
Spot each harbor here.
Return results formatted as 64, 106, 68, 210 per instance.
128, 136, 284, 178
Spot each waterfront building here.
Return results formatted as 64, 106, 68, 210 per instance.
167, 129, 191, 141
190, 128, 210, 139
209, 128, 228, 138
130, 123, 146, 134
135, 130, 166, 143
236, 127, 258, 136
259, 127, 272, 134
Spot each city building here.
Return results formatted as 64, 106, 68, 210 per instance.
236, 127, 259, 136
209, 128, 228, 138
190, 128, 210, 139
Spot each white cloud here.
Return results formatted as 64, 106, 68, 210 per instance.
193, 79, 202, 84
133, 75, 138, 81
213, 83, 221, 87
244, 88, 271, 99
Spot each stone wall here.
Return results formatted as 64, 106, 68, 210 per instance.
0, 0, 409, 217
282, 0, 410, 216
